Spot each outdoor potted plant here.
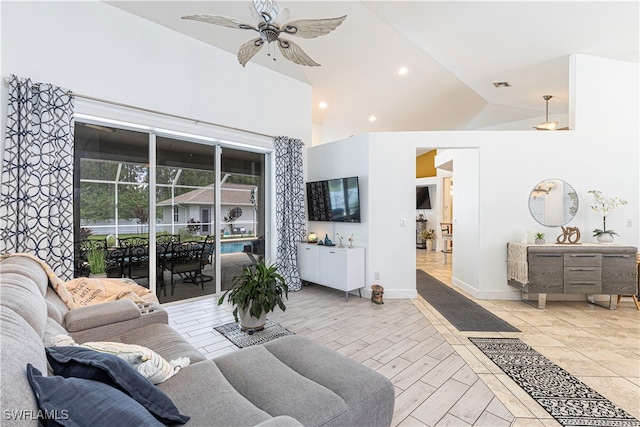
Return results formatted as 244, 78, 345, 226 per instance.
534, 233, 545, 245
420, 228, 436, 251
217, 261, 288, 331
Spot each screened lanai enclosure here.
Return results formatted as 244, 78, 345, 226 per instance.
73, 122, 267, 303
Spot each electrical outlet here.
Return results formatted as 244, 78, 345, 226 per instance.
374, 272, 380, 280
627, 219, 632, 227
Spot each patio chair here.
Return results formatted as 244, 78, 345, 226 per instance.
119, 237, 151, 282
164, 241, 207, 296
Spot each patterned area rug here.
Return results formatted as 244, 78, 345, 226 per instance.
470, 338, 639, 427
214, 320, 294, 348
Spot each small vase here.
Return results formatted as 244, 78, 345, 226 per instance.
596, 234, 614, 243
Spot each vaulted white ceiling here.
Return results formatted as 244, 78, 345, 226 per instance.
106, 1, 639, 143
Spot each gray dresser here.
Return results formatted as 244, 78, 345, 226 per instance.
507, 243, 638, 309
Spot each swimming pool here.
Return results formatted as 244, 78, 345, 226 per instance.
220, 240, 251, 254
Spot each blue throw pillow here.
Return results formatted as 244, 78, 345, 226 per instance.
26, 364, 164, 427
45, 347, 189, 425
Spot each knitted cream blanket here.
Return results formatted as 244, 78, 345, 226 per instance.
1, 253, 158, 309
507, 243, 529, 285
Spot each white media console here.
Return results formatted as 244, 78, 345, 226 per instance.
297, 243, 365, 301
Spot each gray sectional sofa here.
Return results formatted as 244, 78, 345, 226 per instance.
0, 255, 395, 426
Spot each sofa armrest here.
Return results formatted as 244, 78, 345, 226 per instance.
64, 300, 169, 343
64, 299, 141, 332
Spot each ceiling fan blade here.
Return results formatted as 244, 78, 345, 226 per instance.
281, 16, 347, 38
277, 38, 320, 67
252, 0, 281, 23
237, 38, 264, 67
181, 14, 256, 31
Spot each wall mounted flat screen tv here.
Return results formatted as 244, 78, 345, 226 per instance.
306, 176, 361, 222
416, 187, 431, 209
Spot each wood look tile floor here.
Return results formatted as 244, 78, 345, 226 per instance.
163, 249, 640, 427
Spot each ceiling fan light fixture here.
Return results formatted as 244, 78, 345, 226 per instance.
398, 67, 409, 76
534, 121, 559, 131
182, 0, 346, 68
534, 95, 559, 131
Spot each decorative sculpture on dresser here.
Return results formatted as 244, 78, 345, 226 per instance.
556, 226, 581, 244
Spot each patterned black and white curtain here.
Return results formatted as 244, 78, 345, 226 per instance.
1, 75, 75, 279
274, 136, 306, 292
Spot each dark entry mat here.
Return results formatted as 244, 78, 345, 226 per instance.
416, 269, 519, 332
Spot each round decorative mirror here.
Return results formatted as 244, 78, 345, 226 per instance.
528, 179, 578, 227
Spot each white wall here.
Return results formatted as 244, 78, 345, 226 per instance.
305, 134, 370, 251
1, 1, 311, 143
1, 0, 313, 263
308, 54, 638, 300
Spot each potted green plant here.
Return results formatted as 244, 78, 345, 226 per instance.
420, 228, 436, 251
86, 247, 106, 275
534, 232, 545, 245
217, 261, 288, 331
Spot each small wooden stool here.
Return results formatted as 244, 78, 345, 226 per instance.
371, 285, 384, 305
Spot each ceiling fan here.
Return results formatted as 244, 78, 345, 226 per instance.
182, 0, 346, 67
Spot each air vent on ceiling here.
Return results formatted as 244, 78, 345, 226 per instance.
493, 82, 512, 88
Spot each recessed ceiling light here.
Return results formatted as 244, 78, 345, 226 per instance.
368, 115, 377, 122
493, 82, 512, 88
319, 101, 328, 109
398, 67, 408, 76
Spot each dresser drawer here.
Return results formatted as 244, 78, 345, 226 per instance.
564, 266, 602, 293
564, 253, 601, 267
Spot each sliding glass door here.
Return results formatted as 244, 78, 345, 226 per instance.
74, 121, 267, 303
155, 137, 216, 303
219, 147, 266, 290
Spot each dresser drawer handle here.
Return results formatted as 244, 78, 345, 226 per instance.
329, 251, 336, 254
305, 247, 311, 251
535, 254, 562, 257
603, 254, 630, 258
570, 268, 595, 271
570, 254, 597, 258
569, 282, 597, 286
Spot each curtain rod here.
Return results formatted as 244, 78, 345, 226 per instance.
2, 76, 274, 139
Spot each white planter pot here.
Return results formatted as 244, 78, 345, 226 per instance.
238, 305, 267, 331
425, 240, 434, 251
596, 234, 615, 243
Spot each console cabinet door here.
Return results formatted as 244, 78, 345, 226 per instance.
602, 253, 637, 294
527, 252, 563, 293
298, 244, 320, 283
319, 249, 348, 290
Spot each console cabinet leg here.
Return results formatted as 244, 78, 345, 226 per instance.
522, 292, 546, 309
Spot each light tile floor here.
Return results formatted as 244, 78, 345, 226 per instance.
163, 249, 640, 426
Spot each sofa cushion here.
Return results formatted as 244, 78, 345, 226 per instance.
263, 335, 395, 427
26, 364, 164, 427
0, 256, 49, 296
115, 322, 207, 363
43, 317, 69, 347
45, 286, 69, 325
214, 344, 348, 426
157, 360, 273, 427
45, 346, 189, 425
0, 307, 48, 422
1, 272, 48, 337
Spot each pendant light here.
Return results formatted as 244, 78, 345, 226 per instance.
534, 95, 558, 131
